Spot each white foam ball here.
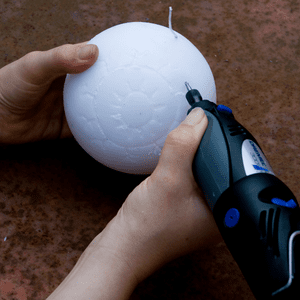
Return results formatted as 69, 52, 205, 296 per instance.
63, 22, 216, 174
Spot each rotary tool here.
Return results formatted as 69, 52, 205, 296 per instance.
185, 82, 300, 299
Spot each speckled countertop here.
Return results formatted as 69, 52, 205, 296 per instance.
0, 1, 299, 299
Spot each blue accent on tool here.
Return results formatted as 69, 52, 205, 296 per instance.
224, 208, 240, 228
217, 104, 232, 114
271, 198, 298, 209
253, 165, 269, 172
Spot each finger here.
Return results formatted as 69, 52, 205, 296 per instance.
157, 108, 208, 172
18, 42, 99, 85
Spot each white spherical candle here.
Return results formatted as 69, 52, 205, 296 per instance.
63, 22, 216, 175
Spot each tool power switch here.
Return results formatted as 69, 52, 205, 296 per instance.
217, 104, 232, 114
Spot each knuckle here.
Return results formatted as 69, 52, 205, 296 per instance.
51, 44, 76, 64
166, 125, 197, 146
152, 168, 181, 192
22, 50, 40, 63
51, 47, 66, 62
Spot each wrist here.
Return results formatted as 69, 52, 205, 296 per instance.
98, 212, 170, 284
47, 220, 139, 300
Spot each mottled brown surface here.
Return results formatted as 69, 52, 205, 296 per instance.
0, 0, 299, 299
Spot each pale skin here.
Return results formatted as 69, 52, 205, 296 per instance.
0, 42, 223, 299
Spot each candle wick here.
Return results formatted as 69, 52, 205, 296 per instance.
168, 7, 178, 39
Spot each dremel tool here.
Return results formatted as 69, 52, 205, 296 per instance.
185, 82, 300, 299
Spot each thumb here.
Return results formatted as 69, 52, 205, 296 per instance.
19, 42, 99, 85
157, 107, 208, 172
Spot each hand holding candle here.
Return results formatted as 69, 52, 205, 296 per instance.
0, 42, 98, 145
64, 21, 216, 174
46, 104, 222, 300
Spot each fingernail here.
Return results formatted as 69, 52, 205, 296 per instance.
78, 44, 97, 60
183, 107, 204, 125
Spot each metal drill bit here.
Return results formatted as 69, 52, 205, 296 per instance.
185, 82, 192, 91
185, 82, 203, 105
